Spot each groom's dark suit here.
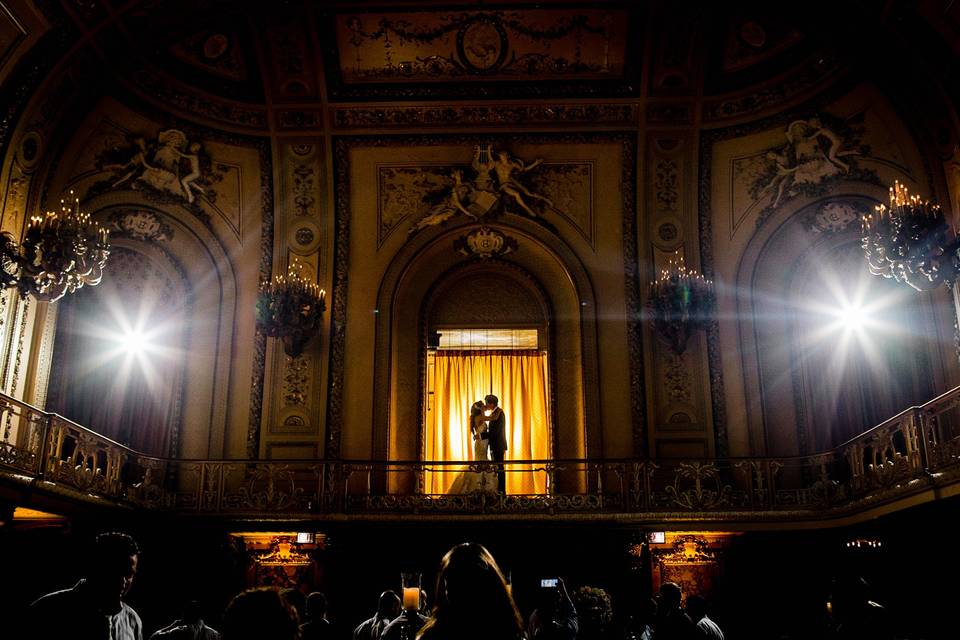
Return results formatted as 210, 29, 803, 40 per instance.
483, 408, 507, 493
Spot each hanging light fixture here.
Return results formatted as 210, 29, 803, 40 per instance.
0, 191, 110, 301
862, 181, 957, 291
256, 260, 325, 358
648, 251, 715, 355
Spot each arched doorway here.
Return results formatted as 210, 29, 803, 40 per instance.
373, 221, 598, 495
422, 264, 553, 494
48, 245, 189, 457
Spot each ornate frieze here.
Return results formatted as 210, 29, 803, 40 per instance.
332, 104, 639, 129
653, 158, 679, 213
663, 352, 693, 405
276, 110, 323, 130
263, 23, 318, 100
334, 9, 628, 83
703, 54, 842, 121
168, 30, 248, 82
323, 7, 639, 100
130, 67, 268, 130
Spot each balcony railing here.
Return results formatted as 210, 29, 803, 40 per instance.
1, 388, 959, 521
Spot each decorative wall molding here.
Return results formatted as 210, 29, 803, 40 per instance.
247, 142, 275, 459
332, 104, 639, 129
128, 66, 268, 130
703, 54, 843, 122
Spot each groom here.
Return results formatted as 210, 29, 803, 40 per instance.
480, 394, 507, 493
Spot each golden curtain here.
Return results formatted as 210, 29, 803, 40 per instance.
425, 350, 551, 494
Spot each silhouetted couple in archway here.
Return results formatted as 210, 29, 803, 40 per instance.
448, 394, 507, 494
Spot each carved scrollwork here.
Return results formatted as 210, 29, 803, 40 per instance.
238, 464, 304, 511
662, 462, 732, 510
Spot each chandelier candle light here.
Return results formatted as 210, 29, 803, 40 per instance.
256, 260, 326, 358
648, 251, 716, 355
0, 190, 110, 301
862, 181, 956, 291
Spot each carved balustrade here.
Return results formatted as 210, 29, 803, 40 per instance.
1, 388, 960, 520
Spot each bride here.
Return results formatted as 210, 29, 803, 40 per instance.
447, 400, 497, 494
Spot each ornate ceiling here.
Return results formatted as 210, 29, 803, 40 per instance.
3, 0, 958, 139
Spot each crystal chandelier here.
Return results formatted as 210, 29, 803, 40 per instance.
648, 251, 715, 355
862, 181, 956, 291
256, 260, 326, 358
0, 191, 110, 302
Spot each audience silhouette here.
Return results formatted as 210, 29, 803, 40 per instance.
354, 590, 401, 640
221, 587, 299, 640
654, 582, 699, 640
300, 591, 333, 640
29, 531, 143, 640
686, 594, 723, 640
416, 542, 524, 640
150, 600, 220, 640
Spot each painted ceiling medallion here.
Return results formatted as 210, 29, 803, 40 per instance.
455, 227, 518, 259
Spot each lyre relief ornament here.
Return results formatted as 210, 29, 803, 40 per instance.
256, 260, 326, 358
648, 251, 715, 355
0, 190, 110, 301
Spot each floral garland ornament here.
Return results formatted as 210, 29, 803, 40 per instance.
256, 260, 325, 358
648, 251, 715, 355
0, 191, 110, 301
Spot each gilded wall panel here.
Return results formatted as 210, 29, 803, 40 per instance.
333, 9, 629, 84
333, 134, 639, 462
645, 133, 715, 457
260, 141, 328, 452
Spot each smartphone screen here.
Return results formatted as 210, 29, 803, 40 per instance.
541, 578, 558, 588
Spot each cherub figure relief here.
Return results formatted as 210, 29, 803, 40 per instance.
98, 129, 215, 206
491, 149, 553, 218
406, 144, 554, 234
746, 114, 873, 214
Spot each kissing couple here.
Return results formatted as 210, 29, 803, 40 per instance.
448, 394, 507, 495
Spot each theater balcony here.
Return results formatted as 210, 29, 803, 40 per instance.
2, 389, 958, 527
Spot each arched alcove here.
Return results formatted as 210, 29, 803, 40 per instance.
735, 194, 954, 456
419, 261, 555, 494
370, 218, 600, 493
48, 244, 189, 457
42, 197, 241, 459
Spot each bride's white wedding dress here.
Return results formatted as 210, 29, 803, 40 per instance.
447, 420, 498, 494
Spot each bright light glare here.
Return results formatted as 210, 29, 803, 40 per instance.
835, 304, 868, 331
118, 329, 150, 355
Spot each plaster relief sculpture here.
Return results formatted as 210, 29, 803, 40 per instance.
406, 144, 553, 235
96, 129, 225, 214
735, 113, 877, 227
